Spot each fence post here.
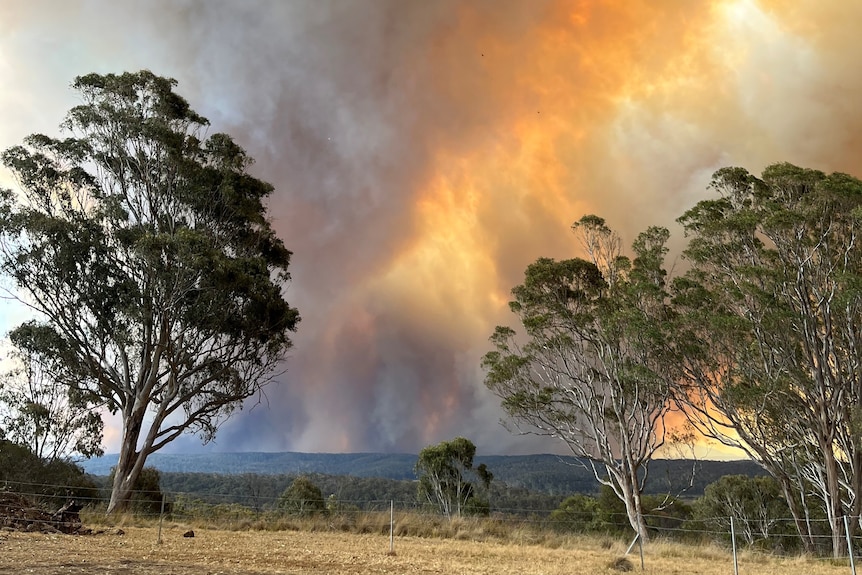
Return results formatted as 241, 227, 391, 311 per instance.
730, 516, 739, 575
844, 515, 856, 575
157, 493, 166, 544
389, 500, 395, 554
637, 523, 644, 571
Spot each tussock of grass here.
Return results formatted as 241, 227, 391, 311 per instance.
609, 556, 634, 571
600, 537, 614, 549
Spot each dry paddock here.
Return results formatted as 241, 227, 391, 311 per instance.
0, 525, 854, 575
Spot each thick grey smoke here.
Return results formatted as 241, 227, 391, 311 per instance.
2, 0, 862, 455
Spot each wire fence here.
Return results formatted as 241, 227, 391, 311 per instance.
2, 478, 862, 574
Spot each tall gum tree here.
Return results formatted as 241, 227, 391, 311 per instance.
673, 163, 862, 556
0, 71, 300, 513
483, 216, 676, 541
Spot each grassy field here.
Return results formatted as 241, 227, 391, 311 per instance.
0, 522, 855, 575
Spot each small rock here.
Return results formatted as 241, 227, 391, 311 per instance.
115, 528, 125, 536
183, 530, 195, 538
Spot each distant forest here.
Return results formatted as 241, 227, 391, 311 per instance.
82, 452, 766, 510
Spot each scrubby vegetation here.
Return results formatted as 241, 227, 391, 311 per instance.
0, 438, 844, 557
0, 439, 98, 505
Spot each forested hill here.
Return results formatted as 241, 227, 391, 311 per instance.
81, 452, 766, 496
83, 452, 420, 480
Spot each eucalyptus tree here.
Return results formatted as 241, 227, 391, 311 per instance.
483, 216, 676, 541
414, 437, 492, 519
673, 163, 862, 556
0, 71, 300, 512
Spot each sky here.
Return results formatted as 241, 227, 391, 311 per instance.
1, 0, 861, 458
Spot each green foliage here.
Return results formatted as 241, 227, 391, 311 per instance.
0, 322, 103, 460
0, 70, 300, 512
594, 484, 631, 534
674, 162, 862, 554
148, 470, 566, 515
82, 452, 768, 499
549, 494, 602, 532
482, 215, 676, 540
415, 437, 492, 519
640, 493, 692, 533
690, 475, 794, 549
151, 471, 421, 511
548, 486, 691, 536
132, 467, 169, 516
0, 439, 99, 505
278, 476, 327, 516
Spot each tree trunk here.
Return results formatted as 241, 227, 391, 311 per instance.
822, 436, 846, 558
627, 488, 650, 544
777, 474, 816, 554
617, 470, 650, 544
848, 448, 862, 544
106, 411, 147, 514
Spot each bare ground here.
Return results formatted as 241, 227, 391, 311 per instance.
0, 525, 853, 575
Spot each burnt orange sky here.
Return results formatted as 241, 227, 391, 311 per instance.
2, 0, 861, 457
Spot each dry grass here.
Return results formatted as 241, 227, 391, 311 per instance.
0, 520, 854, 575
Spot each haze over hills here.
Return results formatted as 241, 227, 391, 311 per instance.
80, 452, 767, 496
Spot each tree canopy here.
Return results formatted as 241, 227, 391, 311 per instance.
414, 437, 492, 519
673, 162, 862, 556
278, 475, 327, 516
483, 216, 676, 540
0, 71, 300, 512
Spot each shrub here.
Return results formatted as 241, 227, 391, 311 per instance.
689, 475, 795, 550
0, 439, 99, 506
278, 476, 327, 516
548, 494, 601, 533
